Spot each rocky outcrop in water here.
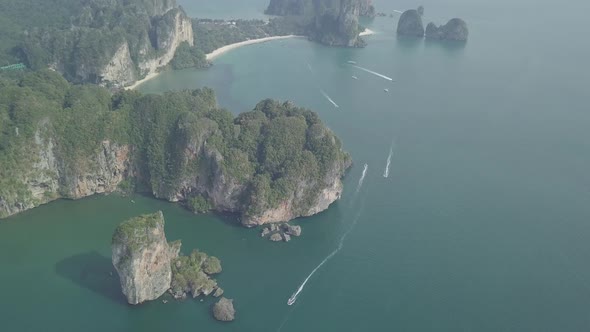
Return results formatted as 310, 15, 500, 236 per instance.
425, 18, 469, 41
169, 249, 223, 299
261, 223, 302, 242
213, 297, 236, 321
111, 211, 180, 305
397, 9, 424, 37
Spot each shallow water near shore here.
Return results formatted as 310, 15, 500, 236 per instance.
3, 0, 590, 331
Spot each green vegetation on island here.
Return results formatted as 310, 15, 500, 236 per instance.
265, 0, 366, 47
170, 249, 223, 299
0, 70, 350, 225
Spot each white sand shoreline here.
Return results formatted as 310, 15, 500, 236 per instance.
206, 35, 306, 61
127, 29, 376, 90
360, 28, 375, 36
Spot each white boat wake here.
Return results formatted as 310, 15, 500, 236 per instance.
356, 163, 368, 193
393, 10, 403, 14
321, 90, 340, 108
287, 247, 339, 305
351, 64, 394, 82
287, 165, 369, 306
307, 63, 314, 74
383, 141, 394, 178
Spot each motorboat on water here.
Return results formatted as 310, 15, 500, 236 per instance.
384, 88, 389, 92
352, 76, 358, 80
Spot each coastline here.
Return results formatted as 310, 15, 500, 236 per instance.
126, 29, 375, 90
206, 35, 305, 61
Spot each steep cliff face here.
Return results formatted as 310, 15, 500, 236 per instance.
112, 211, 180, 304
308, 0, 365, 47
100, 43, 137, 88
136, 8, 194, 83
23, 0, 194, 88
0, 125, 131, 218
243, 148, 350, 226
425, 19, 469, 41
265, 0, 365, 47
0, 78, 350, 227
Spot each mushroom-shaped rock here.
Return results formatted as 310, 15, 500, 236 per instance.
213, 297, 235, 321
397, 9, 424, 37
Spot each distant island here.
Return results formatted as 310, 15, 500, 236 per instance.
0, 0, 378, 89
397, 6, 469, 42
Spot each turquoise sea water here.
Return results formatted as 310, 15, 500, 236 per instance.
2, 0, 590, 331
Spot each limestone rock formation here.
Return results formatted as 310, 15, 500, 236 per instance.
265, 0, 366, 47
260, 223, 302, 242
111, 211, 180, 305
283, 224, 302, 237
417, 5, 424, 16
358, 0, 376, 18
425, 18, 469, 41
169, 249, 223, 299
0, 92, 350, 228
213, 287, 224, 297
396, 9, 424, 37
213, 297, 236, 322
25, 0, 193, 88
308, 0, 366, 47
0, 127, 131, 219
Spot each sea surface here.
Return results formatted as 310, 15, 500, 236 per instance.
2, 0, 590, 331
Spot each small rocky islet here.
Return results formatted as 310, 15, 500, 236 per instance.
111, 211, 230, 321
261, 223, 302, 242
397, 6, 469, 42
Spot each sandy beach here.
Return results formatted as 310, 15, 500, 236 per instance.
127, 29, 375, 90
206, 35, 306, 61
360, 28, 375, 36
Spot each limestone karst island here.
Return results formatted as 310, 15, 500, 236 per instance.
30, 2, 590, 332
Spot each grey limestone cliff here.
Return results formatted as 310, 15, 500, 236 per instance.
111, 211, 181, 305
34, 0, 194, 88
0, 124, 131, 218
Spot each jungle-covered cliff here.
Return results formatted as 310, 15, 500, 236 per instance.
4, 0, 193, 88
0, 70, 351, 225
